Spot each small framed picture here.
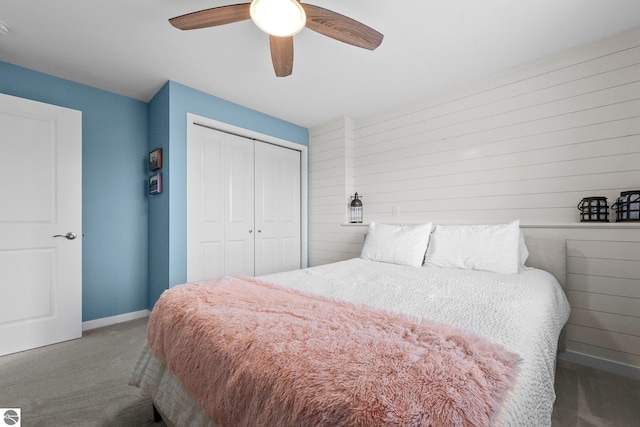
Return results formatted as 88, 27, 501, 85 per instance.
149, 173, 162, 194
149, 148, 163, 171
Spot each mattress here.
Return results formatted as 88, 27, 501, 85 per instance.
131, 258, 570, 426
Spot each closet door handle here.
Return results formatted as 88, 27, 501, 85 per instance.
249, 230, 253, 233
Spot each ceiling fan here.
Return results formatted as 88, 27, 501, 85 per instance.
169, 0, 384, 77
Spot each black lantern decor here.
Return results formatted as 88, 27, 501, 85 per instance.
577, 197, 609, 222
612, 190, 640, 222
350, 192, 363, 223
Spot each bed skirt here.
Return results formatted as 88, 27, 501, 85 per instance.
129, 343, 216, 427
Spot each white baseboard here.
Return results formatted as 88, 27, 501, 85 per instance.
559, 350, 640, 381
82, 309, 150, 331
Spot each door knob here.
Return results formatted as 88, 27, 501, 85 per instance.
53, 232, 77, 240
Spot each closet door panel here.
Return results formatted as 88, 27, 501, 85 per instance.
188, 122, 301, 281
225, 135, 255, 276
257, 237, 279, 276
281, 236, 298, 272
201, 242, 223, 280
255, 143, 301, 275
279, 146, 301, 272
187, 127, 225, 281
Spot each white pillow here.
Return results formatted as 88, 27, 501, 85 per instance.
361, 222, 433, 267
423, 221, 521, 274
519, 230, 529, 268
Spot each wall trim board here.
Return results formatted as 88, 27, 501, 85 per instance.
82, 309, 150, 331
559, 350, 640, 381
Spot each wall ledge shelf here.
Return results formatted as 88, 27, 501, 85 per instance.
521, 223, 640, 230
340, 222, 640, 229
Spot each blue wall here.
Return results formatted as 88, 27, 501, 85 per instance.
147, 83, 171, 309
148, 81, 309, 306
0, 61, 309, 319
0, 61, 149, 321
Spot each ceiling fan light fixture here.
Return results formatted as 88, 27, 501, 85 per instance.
250, 0, 306, 37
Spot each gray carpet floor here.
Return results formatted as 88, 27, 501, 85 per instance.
0, 318, 157, 426
1, 318, 638, 426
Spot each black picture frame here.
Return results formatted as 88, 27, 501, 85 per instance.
149, 148, 162, 171
149, 173, 162, 194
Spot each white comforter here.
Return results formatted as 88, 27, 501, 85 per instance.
132, 258, 570, 426
263, 259, 570, 426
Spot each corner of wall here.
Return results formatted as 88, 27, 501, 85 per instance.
147, 82, 171, 310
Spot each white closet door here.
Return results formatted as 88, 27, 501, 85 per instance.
187, 126, 254, 281
188, 123, 301, 281
224, 135, 255, 276
255, 142, 301, 276
187, 126, 225, 281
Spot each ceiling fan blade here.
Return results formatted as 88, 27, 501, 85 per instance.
169, 3, 251, 30
270, 36, 294, 77
302, 4, 383, 50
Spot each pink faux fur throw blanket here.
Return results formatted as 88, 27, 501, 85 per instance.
148, 276, 520, 427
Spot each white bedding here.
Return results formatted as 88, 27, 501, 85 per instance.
131, 258, 570, 426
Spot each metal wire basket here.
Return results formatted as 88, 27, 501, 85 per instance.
612, 190, 640, 222
577, 197, 609, 222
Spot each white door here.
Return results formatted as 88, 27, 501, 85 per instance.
187, 125, 225, 281
0, 93, 82, 356
224, 134, 255, 276
187, 125, 254, 281
254, 143, 301, 275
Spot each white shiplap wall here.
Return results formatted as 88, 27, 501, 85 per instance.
523, 225, 640, 374
309, 117, 364, 264
308, 27, 640, 376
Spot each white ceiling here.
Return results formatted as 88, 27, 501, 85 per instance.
1, 0, 640, 128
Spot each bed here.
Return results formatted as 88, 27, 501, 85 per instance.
130, 221, 570, 426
